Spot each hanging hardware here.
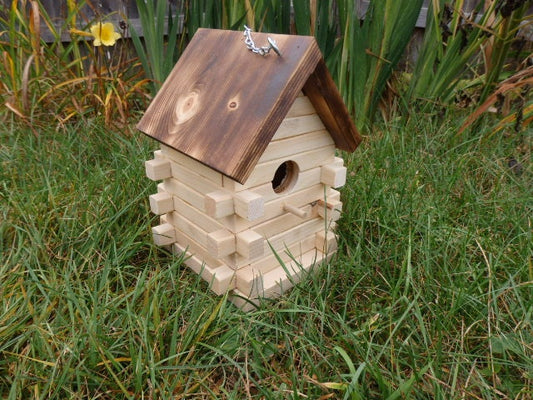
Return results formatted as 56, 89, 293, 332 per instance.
243, 25, 281, 57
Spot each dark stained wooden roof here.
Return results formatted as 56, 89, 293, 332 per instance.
137, 28, 361, 184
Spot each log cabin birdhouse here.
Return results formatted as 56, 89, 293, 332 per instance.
137, 28, 362, 309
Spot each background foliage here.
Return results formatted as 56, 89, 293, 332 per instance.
2, 0, 531, 132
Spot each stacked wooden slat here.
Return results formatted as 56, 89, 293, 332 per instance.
145, 95, 347, 310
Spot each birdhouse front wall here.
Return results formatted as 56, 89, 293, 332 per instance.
145, 94, 347, 307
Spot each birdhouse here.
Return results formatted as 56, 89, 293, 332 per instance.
137, 28, 361, 309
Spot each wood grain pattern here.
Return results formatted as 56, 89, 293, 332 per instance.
152, 223, 176, 246
160, 144, 223, 185
161, 179, 205, 212
258, 129, 334, 164
149, 192, 174, 215
137, 28, 322, 184
303, 58, 362, 151
236, 248, 329, 299
270, 114, 325, 141
207, 229, 236, 258
137, 28, 361, 184
285, 95, 315, 118
315, 230, 338, 254
320, 164, 347, 188
205, 190, 234, 219
236, 230, 265, 260
172, 242, 234, 295
233, 191, 264, 221
223, 145, 335, 192
245, 235, 317, 276
173, 196, 225, 233
145, 158, 171, 181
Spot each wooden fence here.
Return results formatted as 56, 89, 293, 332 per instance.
0, 0, 181, 42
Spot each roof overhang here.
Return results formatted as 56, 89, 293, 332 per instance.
137, 28, 361, 184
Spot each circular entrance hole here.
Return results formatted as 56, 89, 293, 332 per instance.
271, 161, 299, 194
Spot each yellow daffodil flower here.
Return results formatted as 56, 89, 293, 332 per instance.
90, 22, 121, 47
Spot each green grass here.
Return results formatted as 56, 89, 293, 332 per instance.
0, 114, 531, 399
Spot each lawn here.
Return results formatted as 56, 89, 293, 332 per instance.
1, 113, 531, 399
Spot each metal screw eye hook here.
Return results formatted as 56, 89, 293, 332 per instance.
243, 25, 282, 57
267, 37, 281, 57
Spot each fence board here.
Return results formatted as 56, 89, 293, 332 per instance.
0, 0, 179, 42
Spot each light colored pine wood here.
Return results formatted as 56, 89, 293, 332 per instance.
205, 190, 234, 219
172, 227, 221, 268
245, 235, 317, 275
153, 149, 164, 159
173, 196, 225, 233
233, 191, 264, 221
268, 247, 334, 292
236, 230, 264, 261
253, 205, 316, 238
149, 192, 174, 215
271, 114, 325, 141
145, 158, 172, 181
170, 160, 221, 195
224, 217, 326, 270
207, 229, 236, 258
223, 145, 335, 191
333, 156, 344, 167
152, 223, 176, 246
263, 184, 325, 222
160, 144, 223, 185
258, 130, 334, 164
327, 188, 341, 201
173, 242, 234, 295
285, 95, 315, 118
266, 218, 325, 256
242, 167, 321, 204
236, 248, 327, 299
220, 183, 326, 233
165, 211, 208, 248
221, 252, 248, 270
259, 249, 323, 298
317, 198, 342, 222
321, 164, 347, 188
283, 203, 308, 218
161, 179, 205, 213
315, 230, 338, 254
138, 28, 364, 308
217, 214, 249, 235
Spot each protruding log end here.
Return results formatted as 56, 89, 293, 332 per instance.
234, 191, 264, 221
152, 223, 176, 246
205, 190, 234, 219
145, 158, 172, 181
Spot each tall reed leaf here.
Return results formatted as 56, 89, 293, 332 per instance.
184, 0, 233, 37
405, 0, 517, 106
333, 0, 423, 131
293, 0, 337, 58
479, 0, 533, 102
130, 0, 183, 94
252, 0, 291, 33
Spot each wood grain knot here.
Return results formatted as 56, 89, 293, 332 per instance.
227, 95, 240, 111
173, 91, 200, 127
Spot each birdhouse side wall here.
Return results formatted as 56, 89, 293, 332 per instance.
144, 94, 348, 308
